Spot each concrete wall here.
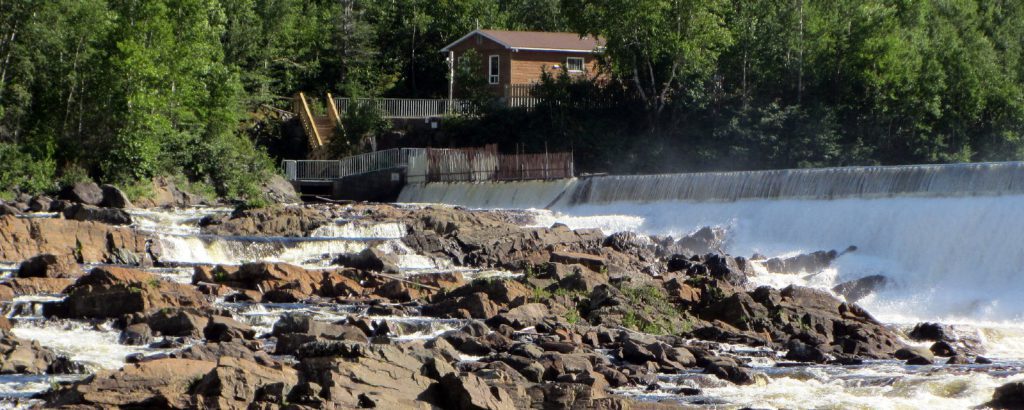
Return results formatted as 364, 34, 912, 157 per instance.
330, 168, 406, 202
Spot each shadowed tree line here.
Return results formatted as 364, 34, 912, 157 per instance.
1, 0, 1022, 198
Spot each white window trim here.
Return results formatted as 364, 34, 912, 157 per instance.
488, 55, 500, 84
566, 57, 585, 73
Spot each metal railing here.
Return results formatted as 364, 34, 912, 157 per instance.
283, 146, 574, 183
334, 97, 472, 119
283, 148, 426, 181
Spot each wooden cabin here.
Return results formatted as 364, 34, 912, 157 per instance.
440, 29, 604, 96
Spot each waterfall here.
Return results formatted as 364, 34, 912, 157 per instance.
566, 161, 1024, 204
398, 161, 1024, 207
397, 161, 1024, 324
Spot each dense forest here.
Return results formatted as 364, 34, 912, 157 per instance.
1, 0, 1022, 199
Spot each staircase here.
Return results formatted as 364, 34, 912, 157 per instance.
293, 92, 342, 159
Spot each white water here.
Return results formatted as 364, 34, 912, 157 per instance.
11, 321, 153, 370
542, 196, 1024, 326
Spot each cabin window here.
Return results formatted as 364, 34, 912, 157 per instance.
489, 55, 500, 84
566, 57, 585, 73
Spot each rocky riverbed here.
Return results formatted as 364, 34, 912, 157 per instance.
0, 188, 1022, 409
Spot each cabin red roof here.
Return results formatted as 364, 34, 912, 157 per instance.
441, 29, 605, 53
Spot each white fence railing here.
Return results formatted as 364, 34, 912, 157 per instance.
335, 98, 472, 119
283, 148, 426, 181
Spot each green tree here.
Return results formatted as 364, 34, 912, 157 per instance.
562, 0, 733, 116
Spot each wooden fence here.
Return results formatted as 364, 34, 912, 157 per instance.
505, 84, 540, 109
414, 144, 573, 183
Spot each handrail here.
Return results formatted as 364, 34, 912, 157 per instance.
334, 97, 472, 119
293, 92, 323, 148
282, 148, 426, 181
283, 146, 574, 183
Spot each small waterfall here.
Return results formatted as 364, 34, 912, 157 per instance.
157, 234, 379, 266
310, 221, 408, 239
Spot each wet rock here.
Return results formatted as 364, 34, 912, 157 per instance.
0, 216, 153, 264
120, 323, 153, 345
193, 356, 298, 408
945, 355, 970, 365
334, 247, 401, 273
45, 358, 215, 408
260, 174, 300, 204
170, 341, 276, 366
0, 330, 67, 374
59, 182, 104, 205
16, 253, 83, 279
424, 292, 500, 319
930, 341, 957, 357
556, 269, 608, 293
204, 206, 330, 237
440, 372, 517, 410
0, 202, 21, 216
28, 195, 54, 212
295, 342, 440, 408
976, 356, 993, 364
895, 346, 934, 365
272, 314, 368, 355
549, 251, 607, 272
487, 303, 549, 329
603, 231, 651, 253
670, 227, 726, 256
908, 322, 948, 342
62, 203, 133, 225
204, 315, 255, 342
831, 275, 888, 303
784, 339, 828, 363
1, 277, 74, 295
147, 308, 210, 338
765, 249, 842, 274
49, 267, 207, 319
100, 184, 133, 209
703, 357, 755, 385
984, 381, 1024, 409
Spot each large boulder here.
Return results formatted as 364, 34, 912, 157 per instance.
45, 358, 215, 408
260, 174, 300, 204
59, 182, 104, 206
984, 381, 1024, 409
334, 248, 401, 273
62, 203, 133, 225
295, 342, 440, 408
0, 330, 71, 374
272, 314, 368, 355
440, 372, 517, 410
203, 206, 330, 237
0, 216, 153, 264
147, 308, 210, 338
16, 253, 83, 279
100, 184, 133, 209
49, 267, 206, 318
194, 356, 298, 408
832, 275, 887, 303
764, 249, 842, 274
27, 195, 54, 212
894, 346, 934, 365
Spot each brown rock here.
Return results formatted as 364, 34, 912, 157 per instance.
16, 254, 83, 278
46, 358, 215, 408
0, 216, 152, 264
51, 267, 206, 318
194, 356, 298, 408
